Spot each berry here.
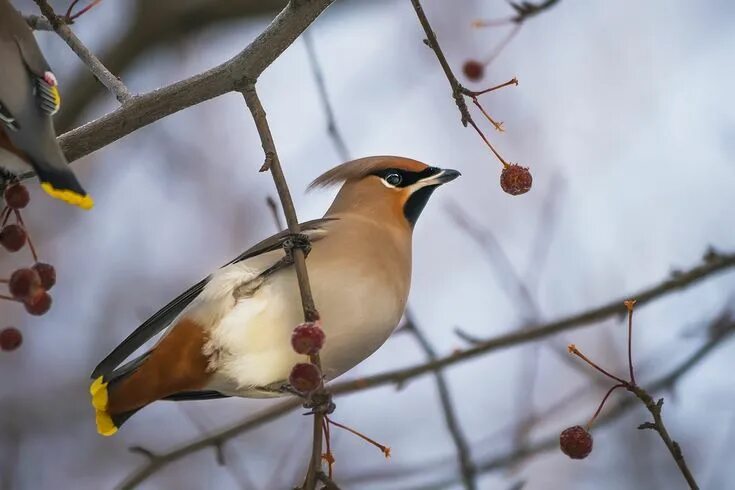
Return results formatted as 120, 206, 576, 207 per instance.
289, 362, 322, 394
291, 322, 326, 355
500, 164, 532, 196
0, 224, 27, 252
0, 327, 22, 351
462, 60, 484, 81
8, 268, 41, 299
32, 263, 56, 291
4, 184, 30, 209
560, 425, 593, 459
24, 289, 52, 316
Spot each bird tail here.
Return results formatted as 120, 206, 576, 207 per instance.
34, 162, 94, 210
90, 361, 147, 437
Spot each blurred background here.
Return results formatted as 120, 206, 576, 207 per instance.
1, 0, 735, 488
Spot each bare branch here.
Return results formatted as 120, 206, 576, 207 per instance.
303, 31, 350, 161
241, 84, 324, 490
32, 0, 134, 104
404, 313, 477, 490
16, 0, 335, 180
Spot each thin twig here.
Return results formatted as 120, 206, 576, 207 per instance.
631, 386, 699, 489
32, 0, 133, 104
118, 251, 735, 486
303, 31, 350, 161
404, 313, 477, 490
346, 323, 733, 489
240, 84, 324, 490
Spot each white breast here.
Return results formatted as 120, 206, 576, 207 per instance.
202, 254, 406, 397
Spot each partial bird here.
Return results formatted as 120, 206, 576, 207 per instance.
0, 0, 93, 209
90, 156, 460, 436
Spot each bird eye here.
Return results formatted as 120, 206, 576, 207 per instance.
385, 173, 402, 186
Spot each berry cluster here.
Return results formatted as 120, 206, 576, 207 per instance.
288, 321, 326, 394
1, 183, 56, 352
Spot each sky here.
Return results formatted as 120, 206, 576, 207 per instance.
1, 0, 735, 489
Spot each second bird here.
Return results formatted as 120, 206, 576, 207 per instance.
90, 156, 460, 435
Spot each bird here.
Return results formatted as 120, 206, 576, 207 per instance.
0, 0, 93, 209
90, 156, 460, 436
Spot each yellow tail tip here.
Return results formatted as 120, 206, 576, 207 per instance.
95, 409, 118, 436
90, 376, 117, 436
40, 182, 94, 210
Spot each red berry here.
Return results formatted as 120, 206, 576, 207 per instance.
24, 289, 52, 316
500, 164, 533, 196
3, 184, 30, 209
8, 268, 41, 299
32, 262, 56, 291
0, 224, 27, 252
462, 60, 484, 81
560, 425, 593, 459
0, 327, 22, 351
291, 322, 326, 355
289, 362, 322, 394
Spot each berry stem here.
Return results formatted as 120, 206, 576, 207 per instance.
472, 18, 515, 28
480, 23, 522, 67
0, 294, 18, 301
625, 300, 637, 386
1, 207, 11, 227
466, 77, 519, 97
471, 97, 505, 132
586, 383, 626, 430
467, 118, 510, 168
322, 419, 335, 479
568, 344, 628, 385
0, 278, 8, 283
325, 416, 391, 459
65, 0, 102, 21
14, 211, 38, 262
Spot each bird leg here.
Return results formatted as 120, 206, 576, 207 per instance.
303, 391, 335, 416
282, 233, 312, 261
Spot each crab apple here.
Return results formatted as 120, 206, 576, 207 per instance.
0, 224, 27, 252
0, 327, 22, 351
560, 425, 593, 459
4, 184, 30, 209
500, 164, 532, 196
291, 322, 326, 355
462, 60, 484, 81
32, 262, 56, 291
8, 268, 41, 299
289, 362, 322, 394
24, 289, 52, 316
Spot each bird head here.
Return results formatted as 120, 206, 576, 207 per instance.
309, 156, 460, 228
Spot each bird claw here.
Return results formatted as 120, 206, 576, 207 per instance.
303, 392, 335, 415
283, 233, 312, 260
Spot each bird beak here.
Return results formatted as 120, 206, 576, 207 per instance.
423, 168, 461, 186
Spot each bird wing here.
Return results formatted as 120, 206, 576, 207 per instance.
91, 218, 336, 379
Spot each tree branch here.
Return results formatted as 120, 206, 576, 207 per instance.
241, 84, 324, 490
17, 0, 335, 181
404, 313, 477, 490
32, 0, 134, 104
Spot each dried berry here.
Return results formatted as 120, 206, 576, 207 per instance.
291, 322, 326, 355
500, 164, 532, 196
24, 289, 52, 316
4, 184, 30, 209
0, 224, 27, 252
0, 327, 22, 351
560, 425, 593, 459
8, 268, 41, 299
289, 362, 322, 394
32, 263, 56, 291
462, 60, 484, 81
